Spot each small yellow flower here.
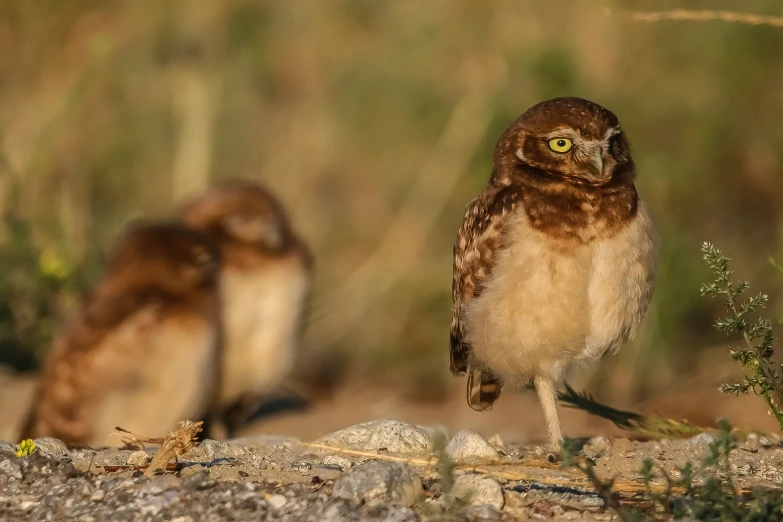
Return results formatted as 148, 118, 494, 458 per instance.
15, 439, 37, 457
39, 248, 69, 281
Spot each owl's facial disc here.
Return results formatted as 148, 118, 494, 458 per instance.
223, 213, 283, 249
516, 126, 622, 183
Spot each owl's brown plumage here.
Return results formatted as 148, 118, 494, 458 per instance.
22, 223, 221, 447
179, 180, 313, 436
451, 97, 658, 458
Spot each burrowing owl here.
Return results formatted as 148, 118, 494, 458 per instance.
450, 97, 658, 459
22, 223, 221, 446
179, 180, 313, 436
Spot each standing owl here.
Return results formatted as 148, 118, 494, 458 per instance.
178, 181, 313, 436
451, 97, 658, 460
22, 223, 221, 447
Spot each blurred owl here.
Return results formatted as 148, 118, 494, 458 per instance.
450, 97, 658, 459
179, 181, 313, 436
22, 222, 221, 447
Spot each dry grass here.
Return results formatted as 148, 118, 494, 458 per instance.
115, 420, 203, 477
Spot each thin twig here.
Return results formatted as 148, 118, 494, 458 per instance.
629, 10, 783, 28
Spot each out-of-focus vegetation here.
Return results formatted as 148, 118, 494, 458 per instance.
1, 1, 782, 404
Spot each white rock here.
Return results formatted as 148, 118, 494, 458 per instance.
267, 494, 287, 509
445, 430, 500, 464
316, 419, 433, 456
451, 474, 504, 510
126, 451, 149, 466
332, 461, 422, 507
686, 433, 715, 448
18, 500, 39, 511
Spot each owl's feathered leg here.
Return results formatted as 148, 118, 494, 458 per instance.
534, 375, 562, 462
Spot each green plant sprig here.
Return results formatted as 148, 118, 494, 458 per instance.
700, 243, 783, 430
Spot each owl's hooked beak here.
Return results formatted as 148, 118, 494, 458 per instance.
590, 148, 604, 177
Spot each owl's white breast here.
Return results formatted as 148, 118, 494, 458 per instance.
464, 200, 657, 386
90, 310, 219, 446
219, 256, 310, 406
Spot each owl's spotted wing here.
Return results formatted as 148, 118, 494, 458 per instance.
451, 183, 521, 408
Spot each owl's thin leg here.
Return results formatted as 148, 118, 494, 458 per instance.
534, 375, 562, 462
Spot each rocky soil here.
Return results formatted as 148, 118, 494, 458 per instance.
1, 419, 782, 521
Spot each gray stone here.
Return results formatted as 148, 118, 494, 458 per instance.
332, 461, 422, 507
452, 474, 504, 510
126, 451, 149, 466
316, 419, 433, 456
686, 433, 715, 448
323, 455, 353, 471
445, 430, 500, 465
0, 458, 23, 480
0, 441, 15, 454
32, 437, 69, 460
198, 439, 247, 460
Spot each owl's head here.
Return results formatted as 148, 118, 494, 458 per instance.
106, 222, 221, 293
493, 97, 634, 186
179, 180, 293, 255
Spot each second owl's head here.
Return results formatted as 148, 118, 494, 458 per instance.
178, 180, 295, 258
493, 97, 634, 186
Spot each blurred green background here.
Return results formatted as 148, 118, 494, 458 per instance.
1, 0, 782, 412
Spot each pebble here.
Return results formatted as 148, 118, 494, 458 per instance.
323, 455, 353, 471
0, 458, 23, 479
90, 489, 105, 502
126, 451, 149, 466
332, 461, 422, 507
199, 439, 247, 460
582, 436, 609, 458
18, 500, 39, 511
0, 441, 15, 454
487, 434, 505, 452
267, 493, 288, 509
316, 419, 433, 456
686, 433, 715, 448
32, 437, 69, 460
445, 430, 500, 465
451, 474, 504, 510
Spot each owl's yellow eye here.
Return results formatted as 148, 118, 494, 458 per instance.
548, 138, 573, 153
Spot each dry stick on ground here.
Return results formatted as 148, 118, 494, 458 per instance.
300, 441, 706, 497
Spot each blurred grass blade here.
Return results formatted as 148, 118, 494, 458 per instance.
558, 384, 707, 438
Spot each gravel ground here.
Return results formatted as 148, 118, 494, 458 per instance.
1, 419, 782, 521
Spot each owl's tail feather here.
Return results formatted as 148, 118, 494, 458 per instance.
467, 368, 502, 411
